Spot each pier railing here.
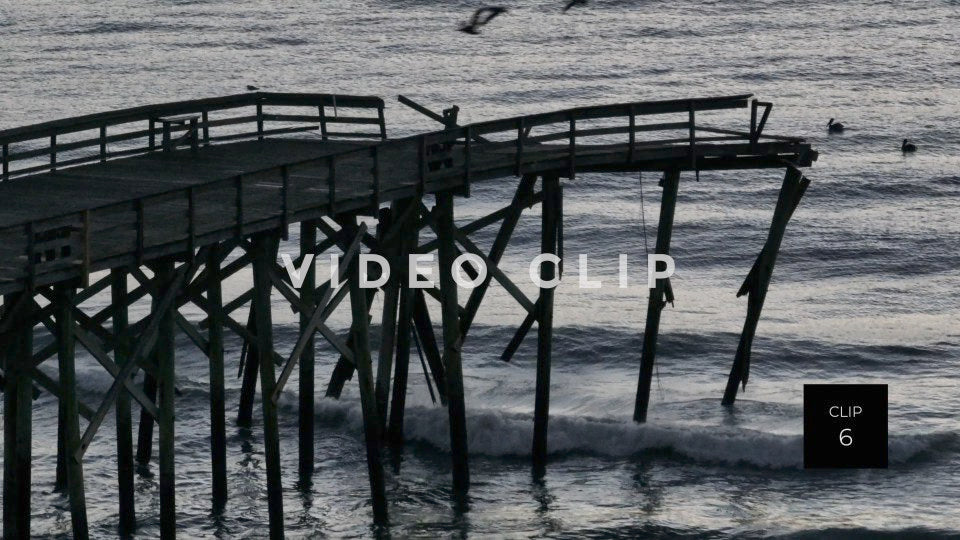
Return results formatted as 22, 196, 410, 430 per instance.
0, 93, 811, 293
0, 92, 387, 180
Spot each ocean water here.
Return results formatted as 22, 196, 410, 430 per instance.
2, 0, 960, 537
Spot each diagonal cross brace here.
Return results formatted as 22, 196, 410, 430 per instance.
75, 256, 199, 461
272, 222, 367, 403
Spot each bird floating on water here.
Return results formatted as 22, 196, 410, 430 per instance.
902, 139, 917, 153
459, 6, 508, 34
563, 0, 588, 12
827, 118, 844, 133
246, 85, 259, 91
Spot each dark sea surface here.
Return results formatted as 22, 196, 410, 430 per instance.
2, 0, 960, 537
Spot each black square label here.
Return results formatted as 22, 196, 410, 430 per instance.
803, 384, 887, 469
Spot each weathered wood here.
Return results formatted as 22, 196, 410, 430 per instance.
722, 167, 808, 405
435, 191, 470, 493
533, 175, 560, 478
341, 217, 389, 524
298, 221, 317, 479
633, 169, 680, 423
375, 206, 400, 428
237, 308, 258, 427
155, 259, 178, 539
206, 245, 228, 505
412, 290, 446, 404
112, 268, 137, 534
3, 292, 34, 538
251, 234, 285, 538
56, 284, 89, 539
459, 174, 536, 337
136, 373, 158, 463
387, 198, 419, 445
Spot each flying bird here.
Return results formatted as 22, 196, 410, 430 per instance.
246, 85, 259, 91
827, 118, 844, 133
459, 6, 508, 34
563, 0, 588, 12
901, 139, 917, 153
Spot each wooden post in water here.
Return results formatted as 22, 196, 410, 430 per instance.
3, 292, 34, 538
435, 191, 470, 493
375, 207, 400, 430
388, 199, 420, 445
633, 169, 681, 423
341, 217, 389, 524
251, 234, 285, 538
56, 283, 89, 539
533, 175, 561, 478
237, 309, 259, 427
154, 258, 178, 538
206, 245, 228, 505
298, 221, 317, 478
722, 167, 809, 406
112, 269, 137, 533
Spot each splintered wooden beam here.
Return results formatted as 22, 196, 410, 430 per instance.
722, 167, 809, 406
634, 169, 681, 423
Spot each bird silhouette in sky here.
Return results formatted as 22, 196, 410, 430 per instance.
563, 0, 588, 12
246, 85, 259, 91
459, 6, 508, 34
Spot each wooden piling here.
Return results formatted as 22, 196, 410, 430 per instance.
251, 234, 285, 538
56, 283, 89, 538
154, 259, 178, 538
299, 221, 317, 478
387, 199, 420, 445
136, 375, 157, 464
237, 309, 258, 427
375, 206, 400, 429
341, 217, 389, 524
722, 167, 809, 405
633, 169, 681, 423
112, 268, 137, 533
533, 175, 561, 478
206, 246, 228, 504
435, 191, 470, 493
3, 292, 34, 538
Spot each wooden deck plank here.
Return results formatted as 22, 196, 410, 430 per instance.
0, 133, 811, 293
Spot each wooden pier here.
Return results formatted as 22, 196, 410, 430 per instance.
0, 91, 815, 537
